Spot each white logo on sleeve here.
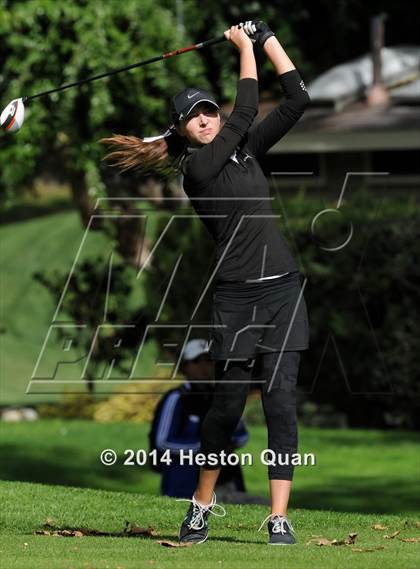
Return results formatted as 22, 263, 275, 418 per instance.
229, 149, 252, 165
230, 149, 239, 164
300, 80, 307, 92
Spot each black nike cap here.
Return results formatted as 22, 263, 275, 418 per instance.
171, 87, 219, 124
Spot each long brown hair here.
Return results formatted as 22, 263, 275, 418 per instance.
99, 128, 187, 176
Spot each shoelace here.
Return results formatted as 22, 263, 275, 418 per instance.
257, 513, 295, 534
176, 492, 226, 531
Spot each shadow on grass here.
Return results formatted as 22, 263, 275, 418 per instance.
1, 431, 419, 515
291, 477, 420, 515
302, 429, 420, 446
208, 536, 263, 545
0, 443, 148, 492
1, 201, 75, 225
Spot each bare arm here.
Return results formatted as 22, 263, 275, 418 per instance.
263, 35, 296, 74
224, 25, 258, 80
246, 33, 310, 161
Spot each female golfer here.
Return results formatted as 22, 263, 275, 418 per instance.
101, 21, 310, 546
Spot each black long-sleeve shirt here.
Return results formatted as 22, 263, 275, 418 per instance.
181, 69, 310, 283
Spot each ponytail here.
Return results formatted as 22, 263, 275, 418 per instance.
99, 126, 187, 177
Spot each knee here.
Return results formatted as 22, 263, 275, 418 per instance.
260, 351, 300, 402
207, 396, 247, 430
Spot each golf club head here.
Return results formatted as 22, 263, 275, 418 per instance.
1, 98, 25, 133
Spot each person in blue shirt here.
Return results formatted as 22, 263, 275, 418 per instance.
149, 339, 249, 499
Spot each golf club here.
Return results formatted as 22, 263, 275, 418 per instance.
0, 34, 227, 133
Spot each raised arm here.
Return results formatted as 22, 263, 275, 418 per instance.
247, 34, 310, 161
183, 26, 258, 189
263, 35, 296, 74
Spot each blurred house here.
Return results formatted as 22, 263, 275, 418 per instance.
221, 20, 420, 194
263, 45, 420, 193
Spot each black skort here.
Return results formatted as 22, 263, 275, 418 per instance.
209, 271, 309, 361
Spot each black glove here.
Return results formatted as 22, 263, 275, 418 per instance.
240, 20, 275, 48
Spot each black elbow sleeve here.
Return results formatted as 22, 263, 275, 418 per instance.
278, 69, 310, 111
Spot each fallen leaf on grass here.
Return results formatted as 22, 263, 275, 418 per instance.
305, 537, 332, 546
371, 524, 388, 530
400, 537, 420, 543
383, 531, 400, 539
305, 533, 358, 546
35, 529, 85, 537
403, 520, 420, 529
157, 540, 193, 548
35, 522, 157, 538
123, 521, 156, 537
345, 533, 358, 545
352, 546, 385, 553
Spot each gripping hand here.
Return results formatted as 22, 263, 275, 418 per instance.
239, 20, 275, 47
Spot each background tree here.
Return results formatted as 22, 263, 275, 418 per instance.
0, 0, 207, 219
2, 0, 418, 419
1, 0, 417, 219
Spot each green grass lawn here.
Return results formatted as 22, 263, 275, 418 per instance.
1, 210, 419, 566
0, 211, 157, 405
1, 479, 419, 569
0, 211, 106, 404
1, 419, 419, 515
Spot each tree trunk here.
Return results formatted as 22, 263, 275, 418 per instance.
69, 170, 103, 230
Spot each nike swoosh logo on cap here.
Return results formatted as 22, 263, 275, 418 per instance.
187, 92, 200, 99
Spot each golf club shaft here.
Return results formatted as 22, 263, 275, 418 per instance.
23, 35, 227, 104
